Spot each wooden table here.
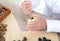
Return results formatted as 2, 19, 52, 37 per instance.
1, 13, 58, 41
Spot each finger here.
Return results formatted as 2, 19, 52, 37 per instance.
26, 23, 39, 29
30, 28, 40, 31
27, 20, 36, 24
26, 24, 36, 29
27, 27, 40, 31
32, 14, 40, 18
26, 23, 41, 31
22, 7, 31, 11
26, 24, 34, 30
28, 26, 41, 31
22, 9, 32, 14
21, 1, 31, 9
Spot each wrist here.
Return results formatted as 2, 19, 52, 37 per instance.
44, 20, 47, 30
42, 19, 47, 30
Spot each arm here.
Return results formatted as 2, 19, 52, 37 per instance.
21, 0, 60, 33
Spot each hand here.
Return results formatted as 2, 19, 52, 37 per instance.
21, 0, 32, 14
26, 14, 47, 31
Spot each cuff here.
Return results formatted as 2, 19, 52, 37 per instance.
46, 20, 60, 33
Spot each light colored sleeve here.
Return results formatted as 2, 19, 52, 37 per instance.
46, 20, 60, 33
31, 0, 46, 14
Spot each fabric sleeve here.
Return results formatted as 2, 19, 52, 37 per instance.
46, 20, 60, 33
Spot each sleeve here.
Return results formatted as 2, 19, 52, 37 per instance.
31, 0, 46, 14
46, 20, 60, 33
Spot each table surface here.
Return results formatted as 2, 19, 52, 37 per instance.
1, 9, 59, 41
0, 1, 60, 41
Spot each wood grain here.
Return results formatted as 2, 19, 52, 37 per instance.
0, 5, 11, 22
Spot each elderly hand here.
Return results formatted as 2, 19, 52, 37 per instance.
26, 14, 47, 31
21, 0, 32, 14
